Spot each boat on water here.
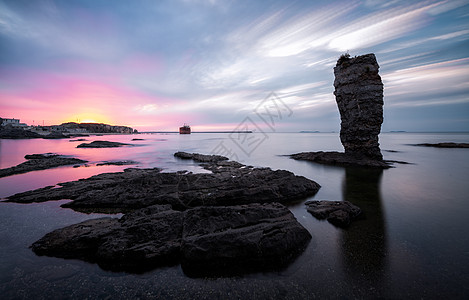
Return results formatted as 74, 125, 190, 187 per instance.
179, 124, 191, 134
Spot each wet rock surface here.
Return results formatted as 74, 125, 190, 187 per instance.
174, 151, 229, 162
7, 152, 320, 211
305, 200, 362, 228
31, 203, 311, 275
96, 160, 139, 166
0, 153, 87, 178
415, 142, 469, 148
76, 140, 132, 148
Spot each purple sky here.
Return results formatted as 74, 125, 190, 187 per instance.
1, 0, 468, 132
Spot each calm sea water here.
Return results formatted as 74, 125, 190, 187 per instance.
0, 132, 468, 299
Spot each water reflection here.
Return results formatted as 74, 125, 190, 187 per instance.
340, 167, 387, 288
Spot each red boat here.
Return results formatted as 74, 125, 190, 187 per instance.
179, 124, 191, 134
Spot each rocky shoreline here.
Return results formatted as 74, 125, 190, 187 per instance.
5, 152, 320, 276
0, 153, 87, 178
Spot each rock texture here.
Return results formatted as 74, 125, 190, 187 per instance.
6, 152, 320, 212
76, 140, 131, 148
305, 200, 362, 228
31, 203, 311, 275
334, 53, 384, 160
181, 203, 311, 276
0, 127, 42, 139
96, 160, 139, 166
291, 53, 387, 168
0, 153, 87, 178
415, 142, 469, 148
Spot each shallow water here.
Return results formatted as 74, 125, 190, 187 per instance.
0, 132, 468, 299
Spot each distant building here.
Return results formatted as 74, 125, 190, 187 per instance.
1, 118, 28, 128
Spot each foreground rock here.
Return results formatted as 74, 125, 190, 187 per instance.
291, 53, 387, 168
415, 142, 469, 148
31, 205, 183, 272
0, 153, 87, 178
31, 203, 311, 275
181, 203, 311, 276
7, 152, 320, 212
291, 152, 391, 168
305, 200, 362, 228
76, 140, 131, 148
174, 151, 229, 162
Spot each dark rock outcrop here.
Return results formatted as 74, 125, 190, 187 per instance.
181, 203, 311, 276
174, 151, 229, 162
31, 205, 183, 272
415, 142, 469, 148
305, 200, 362, 228
334, 53, 384, 160
96, 160, 139, 166
0, 127, 42, 139
30, 203, 311, 275
291, 53, 387, 168
76, 140, 131, 148
291, 151, 390, 168
7, 152, 320, 212
0, 153, 87, 178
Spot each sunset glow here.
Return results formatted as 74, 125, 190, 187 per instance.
0, 0, 468, 132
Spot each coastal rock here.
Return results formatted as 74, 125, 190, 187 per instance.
174, 151, 229, 162
291, 53, 387, 168
7, 153, 320, 212
96, 160, 139, 166
415, 142, 469, 148
305, 200, 362, 228
76, 140, 131, 148
0, 127, 42, 139
31, 205, 183, 272
0, 153, 87, 178
334, 53, 384, 160
181, 203, 312, 276
43, 132, 69, 139
291, 151, 390, 168
30, 203, 311, 275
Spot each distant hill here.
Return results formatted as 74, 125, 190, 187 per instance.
61, 122, 136, 134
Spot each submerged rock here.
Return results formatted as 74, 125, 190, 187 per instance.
7, 152, 320, 212
0, 153, 87, 178
305, 200, 362, 228
414, 142, 469, 148
76, 140, 131, 148
30, 203, 311, 275
96, 160, 139, 166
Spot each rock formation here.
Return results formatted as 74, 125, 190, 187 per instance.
7, 152, 320, 212
305, 200, 362, 228
30, 203, 311, 275
0, 153, 87, 178
334, 53, 384, 160
76, 140, 132, 148
291, 53, 389, 168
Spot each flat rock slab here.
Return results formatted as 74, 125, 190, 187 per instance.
174, 151, 229, 162
7, 153, 320, 212
414, 143, 469, 148
291, 151, 391, 168
305, 200, 362, 228
0, 153, 87, 178
31, 203, 311, 275
96, 160, 139, 166
181, 203, 312, 276
76, 141, 131, 148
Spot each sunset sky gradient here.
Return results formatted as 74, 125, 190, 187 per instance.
1, 0, 468, 131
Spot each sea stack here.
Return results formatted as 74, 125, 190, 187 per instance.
334, 53, 384, 160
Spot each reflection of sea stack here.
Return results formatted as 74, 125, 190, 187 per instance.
291, 53, 389, 168
334, 53, 384, 160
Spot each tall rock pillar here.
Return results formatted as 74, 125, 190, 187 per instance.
334, 53, 384, 160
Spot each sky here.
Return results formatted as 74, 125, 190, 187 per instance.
0, 0, 468, 132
